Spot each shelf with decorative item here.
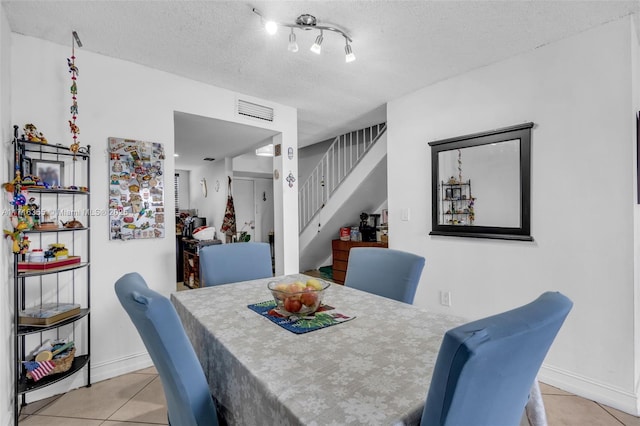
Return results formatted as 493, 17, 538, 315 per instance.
25, 227, 89, 234
18, 138, 90, 159
18, 309, 90, 336
17, 261, 89, 277
17, 354, 90, 394
22, 187, 90, 195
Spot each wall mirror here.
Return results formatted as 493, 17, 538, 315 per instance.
428, 122, 533, 241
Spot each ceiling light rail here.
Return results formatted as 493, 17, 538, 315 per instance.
252, 8, 355, 63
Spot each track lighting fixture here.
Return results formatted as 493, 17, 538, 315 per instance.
253, 8, 355, 63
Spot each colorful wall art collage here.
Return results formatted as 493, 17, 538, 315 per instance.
108, 137, 166, 241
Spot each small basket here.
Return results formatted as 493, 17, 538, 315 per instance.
50, 347, 76, 374
27, 347, 76, 380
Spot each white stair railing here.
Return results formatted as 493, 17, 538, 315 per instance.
299, 123, 387, 231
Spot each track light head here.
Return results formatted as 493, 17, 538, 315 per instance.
345, 41, 356, 63
310, 31, 323, 54
265, 20, 278, 35
288, 28, 299, 52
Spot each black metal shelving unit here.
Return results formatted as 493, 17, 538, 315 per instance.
440, 180, 475, 225
11, 127, 92, 425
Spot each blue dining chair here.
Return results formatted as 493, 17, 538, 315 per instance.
421, 291, 573, 426
343, 247, 425, 304
199, 242, 272, 286
114, 272, 219, 426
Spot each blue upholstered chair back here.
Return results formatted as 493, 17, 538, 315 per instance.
344, 247, 425, 304
421, 291, 573, 426
115, 272, 218, 426
199, 242, 272, 287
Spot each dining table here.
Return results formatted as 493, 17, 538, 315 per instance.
170, 273, 466, 425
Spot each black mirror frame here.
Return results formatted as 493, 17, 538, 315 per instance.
429, 122, 534, 241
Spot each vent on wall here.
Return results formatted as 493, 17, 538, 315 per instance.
237, 99, 274, 122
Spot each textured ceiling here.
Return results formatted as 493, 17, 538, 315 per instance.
3, 1, 640, 169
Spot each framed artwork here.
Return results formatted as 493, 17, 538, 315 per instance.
445, 188, 453, 200
32, 159, 64, 187
108, 137, 166, 241
451, 188, 461, 200
21, 156, 32, 177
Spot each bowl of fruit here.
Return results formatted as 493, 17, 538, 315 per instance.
267, 278, 330, 316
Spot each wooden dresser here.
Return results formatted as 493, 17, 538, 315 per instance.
331, 239, 388, 284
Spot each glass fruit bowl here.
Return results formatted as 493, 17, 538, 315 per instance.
267, 278, 331, 316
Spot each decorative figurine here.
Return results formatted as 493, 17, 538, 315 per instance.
68, 120, 80, 135
4, 230, 29, 254
67, 57, 79, 75
23, 124, 47, 143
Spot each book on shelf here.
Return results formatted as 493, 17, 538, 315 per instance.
17, 256, 81, 271
19, 303, 81, 326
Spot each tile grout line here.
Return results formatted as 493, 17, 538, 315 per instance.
596, 402, 629, 426
103, 373, 160, 422
20, 394, 63, 420
19, 372, 161, 425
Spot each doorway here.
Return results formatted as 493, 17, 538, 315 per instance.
173, 112, 279, 287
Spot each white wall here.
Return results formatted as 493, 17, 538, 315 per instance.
189, 160, 227, 235
388, 17, 639, 414
0, 5, 12, 424
298, 137, 333, 185
631, 17, 640, 417
233, 152, 273, 177
5, 33, 297, 415
272, 133, 299, 275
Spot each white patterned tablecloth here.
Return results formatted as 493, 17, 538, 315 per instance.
171, 274, 464, 426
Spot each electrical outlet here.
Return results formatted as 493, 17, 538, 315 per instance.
440, 291, 451, 307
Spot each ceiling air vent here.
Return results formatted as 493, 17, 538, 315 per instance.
203, 157, 215, 161
237, 99, 274, 122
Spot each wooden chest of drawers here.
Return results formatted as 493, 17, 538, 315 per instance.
331, 239, 388, 284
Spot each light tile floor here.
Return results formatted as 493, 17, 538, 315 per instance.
17, 366, 640, 425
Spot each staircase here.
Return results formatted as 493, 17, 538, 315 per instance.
299, 124, 387, 271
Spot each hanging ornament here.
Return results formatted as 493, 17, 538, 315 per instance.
68, 31, 82, 160
457, 149, 462, 184
286, 171, 296, 188
10, 125, 22, 187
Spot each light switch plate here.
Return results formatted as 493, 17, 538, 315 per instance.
401, 208, 410, 221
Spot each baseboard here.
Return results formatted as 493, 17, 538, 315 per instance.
21, 351, 152, 405
90, 351, 153, 383
539, 364, 639, 416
